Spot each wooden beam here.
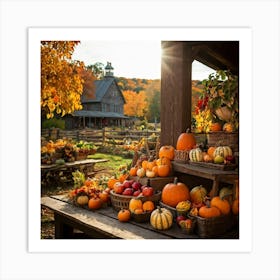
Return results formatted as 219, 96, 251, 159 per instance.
160, 42, 193, 147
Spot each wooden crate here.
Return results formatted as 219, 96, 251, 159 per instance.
128, 176, 175, 192
207, 131, 239, 153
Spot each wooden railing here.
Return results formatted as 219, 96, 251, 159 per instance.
41, 128, 160, 146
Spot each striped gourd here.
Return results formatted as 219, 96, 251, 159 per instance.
189, 148, 203, 162
213, 146, 232, 158
150, 206, 173, 230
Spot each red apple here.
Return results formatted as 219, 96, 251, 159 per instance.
123, 180, 134, 189
225, 155, 235, 164
176, 215, 186, 225
132, 181, 141, 191
133, 190, 141, 196
122, 188, 134, 196
142, 186, 154, 197
114, 183, 125, 194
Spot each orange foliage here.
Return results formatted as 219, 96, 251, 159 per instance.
41, 41, 86, 119
123, 90, 148, 117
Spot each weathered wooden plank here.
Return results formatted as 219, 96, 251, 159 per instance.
41, 196, 169, 239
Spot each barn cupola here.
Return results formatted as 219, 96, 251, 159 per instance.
104, 61, 114, 77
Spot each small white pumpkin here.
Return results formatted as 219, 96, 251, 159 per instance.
150, 206, 173, 230
189, 148, 203, 162
213, 146, 233, 158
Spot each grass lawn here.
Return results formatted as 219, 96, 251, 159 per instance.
87, 152, 133, 177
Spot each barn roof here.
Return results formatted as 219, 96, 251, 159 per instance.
81, 77, 125, 103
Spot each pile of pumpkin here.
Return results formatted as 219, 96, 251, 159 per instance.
128, 145, 175, 179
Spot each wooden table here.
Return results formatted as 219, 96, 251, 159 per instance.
41, 159, 109, 188
172, 162, 239, 197
41, 195, 238, 239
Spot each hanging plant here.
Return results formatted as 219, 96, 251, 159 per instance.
202, 70, 239, 130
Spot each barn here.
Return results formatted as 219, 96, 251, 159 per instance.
65, 62, 129, 129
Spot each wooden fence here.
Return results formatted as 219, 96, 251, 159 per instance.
41, 128, 160, 146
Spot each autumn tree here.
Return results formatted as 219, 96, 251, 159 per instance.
123, 90, 147, 118
86, 62, 105, 80
41, 41, 87, 119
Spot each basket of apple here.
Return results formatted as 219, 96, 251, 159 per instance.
110, 179, 161, 211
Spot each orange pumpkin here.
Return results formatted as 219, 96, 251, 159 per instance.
161, 177, 190, 207
107, 178, 119, 189
143, 200, 155, 212
141, 160, 149, 170
88, 197, 103, 210
157, 164, 170, 177
159, 145, 175, 160
210, 196, 231, 215
198, 203, 221, 218
210, 122, 222, 132
152, 165, 159, 176
129, 198, 143, 213
207, 147, 216, 157
146, 160, 157, 171
156, 157, 171, 167
134, 208, 144, 214
129, 167, 138, 176
118, 209, 131, 222
176, 128, 196, 151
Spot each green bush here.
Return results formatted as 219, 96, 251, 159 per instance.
42, 118, 65, 129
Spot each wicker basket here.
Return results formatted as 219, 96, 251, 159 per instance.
131, 211, 152, 223
174, 150, 189, 163
159, 201, 178, 221
110, 190, 162, 211
188, 213, 236, 238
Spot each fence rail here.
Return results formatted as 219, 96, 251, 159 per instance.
41, 128, 160, 146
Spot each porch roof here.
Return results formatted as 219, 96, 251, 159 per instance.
73, 110, 129, 119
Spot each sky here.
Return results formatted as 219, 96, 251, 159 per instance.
72, 40, 215, 80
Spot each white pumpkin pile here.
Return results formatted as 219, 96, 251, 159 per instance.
189, 145, 235, 165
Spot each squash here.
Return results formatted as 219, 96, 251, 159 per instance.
161, 177, 190, 207
210, 196, 231, 215
213, 146, 232, 158
118, 209, 131, 222
157, 164, 170, 177
150, 206, 173, 230
219, 186, 233, 205
136, 167, 146, 178
76, 195, 89, 206
176, 128, 196, 151
190, 185, 207, 204
189, 148, 203, 162
223, 122, 234, 132
159, 145, 175, 160
210, 122, 222, 132
129, 198, 143, 213
199, 203, 221, 218
207, 146, 216, 157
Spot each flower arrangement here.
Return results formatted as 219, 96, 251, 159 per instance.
193, 70, 239, 133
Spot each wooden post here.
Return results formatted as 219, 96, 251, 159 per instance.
160, 41, 193, 147
102, 127, 106, 145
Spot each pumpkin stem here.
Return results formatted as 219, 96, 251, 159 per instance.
204, 196, 211, 207
186, 128, 190, 133
173, 177, 178, 184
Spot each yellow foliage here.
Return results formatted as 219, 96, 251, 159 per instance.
41, 41, 85, 119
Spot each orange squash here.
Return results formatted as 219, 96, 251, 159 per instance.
88, 197, 103, 210
199, 203, 221, 218
207, 146, 216, 157
176, 128, 196, 151
129, 166, 138, 176
210, 122, 222, 132
143, 200, 155, 212
107, 178, 119, 189
161, 177, 190, 207
159, 145, 175, 160
118, 209, 131, 222
157, 164, 170, 177
129, 198, 143, 213
210, 196, 231, 215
